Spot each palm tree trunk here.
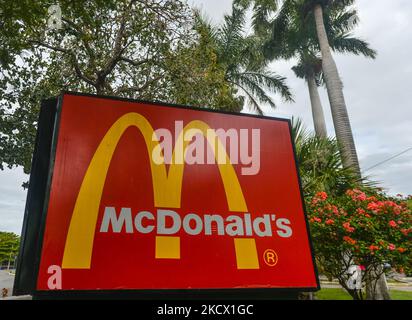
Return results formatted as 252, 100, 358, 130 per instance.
313, 4, 361, 177
313, 4, 390, 300
307, 74, 327, 138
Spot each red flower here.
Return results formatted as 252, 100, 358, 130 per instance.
347, 189, 367, 201
346, 190, 355, 197
384, 201, 396, 207
359, 265, 366, 271
388, 244, 396, 251
356, 208, 366, 215
343, 222, 355, 233
313, 217, 322, 223
343, 236, 356, 245
401, 228, 410, 236
397, 247, 406, 253
389, 220, 397, 228
393, 206, 401, 215
316, 191, 328, 201
356, 193, 367, 201
367, 202, 380, 211
369, 245, 379, 251
325, 219, 335, 225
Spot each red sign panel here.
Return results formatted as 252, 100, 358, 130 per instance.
36, 93, 318, 291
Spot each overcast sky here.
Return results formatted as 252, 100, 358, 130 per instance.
1, 0, 411, 234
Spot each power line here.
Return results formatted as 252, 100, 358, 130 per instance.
363, 147, 412, 173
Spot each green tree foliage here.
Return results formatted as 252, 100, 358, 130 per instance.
0, 1, 257, 176
164, 17, 244, 112
0, 232, 20, 266
237, 0, 375, 177
262, 0, 376, 61
237, 0, 375, 137
291, 118, 360, 197
216, 6, 292, 114
264, 0, 376, 91
0, 1, 193, 175
209, 3, 292, 115
307, 190, 412, 300
0, 1, 44, 67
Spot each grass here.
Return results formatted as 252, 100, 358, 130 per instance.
390, 290, 412, 300
316, 288, 412, 300
316, 288, 352, 300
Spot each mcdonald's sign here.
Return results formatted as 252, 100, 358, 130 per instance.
14, 92, 319, 298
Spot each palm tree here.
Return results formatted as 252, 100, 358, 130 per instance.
238, 0, 388, 300
300, 3, 389, 299
293, 55, 328, 138
238, 0, 372, 177
291, 117, 361, 196
262, 1, 376, 139
196, 4, 293, 115
302, 0, 363, 176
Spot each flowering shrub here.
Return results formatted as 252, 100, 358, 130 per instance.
307, 189, 412, 299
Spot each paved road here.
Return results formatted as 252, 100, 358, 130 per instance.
0, 270, 14, 298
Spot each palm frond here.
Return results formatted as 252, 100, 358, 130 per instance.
218, 4, 245, 49
215, 4, 248, 71
263, 0, 296, 60
242, 71, 293, 102
292, 117, 364, 196
291, 116, 310, 147
193, 10, 218, 41
232, 73, 277, 109
330, 33, 377, 58
230, 79, 265, 115
239, 35, 268, 71
325, 7, 359, 34
251, 0, 280, 36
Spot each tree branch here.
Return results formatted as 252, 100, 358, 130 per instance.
118, 57, 152, 67
61, 17, 98, 73
99, 0, 139, 78
115, 74, 163, 95
29, 40, 97, 87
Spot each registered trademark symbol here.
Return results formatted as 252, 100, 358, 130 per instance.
263, 249, 278, 266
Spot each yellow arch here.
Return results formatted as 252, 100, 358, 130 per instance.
62, 113, 248, 269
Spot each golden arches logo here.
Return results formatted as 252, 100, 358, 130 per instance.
62, 113, 259, 270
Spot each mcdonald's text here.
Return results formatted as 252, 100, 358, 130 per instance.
99, 207, 293, 238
